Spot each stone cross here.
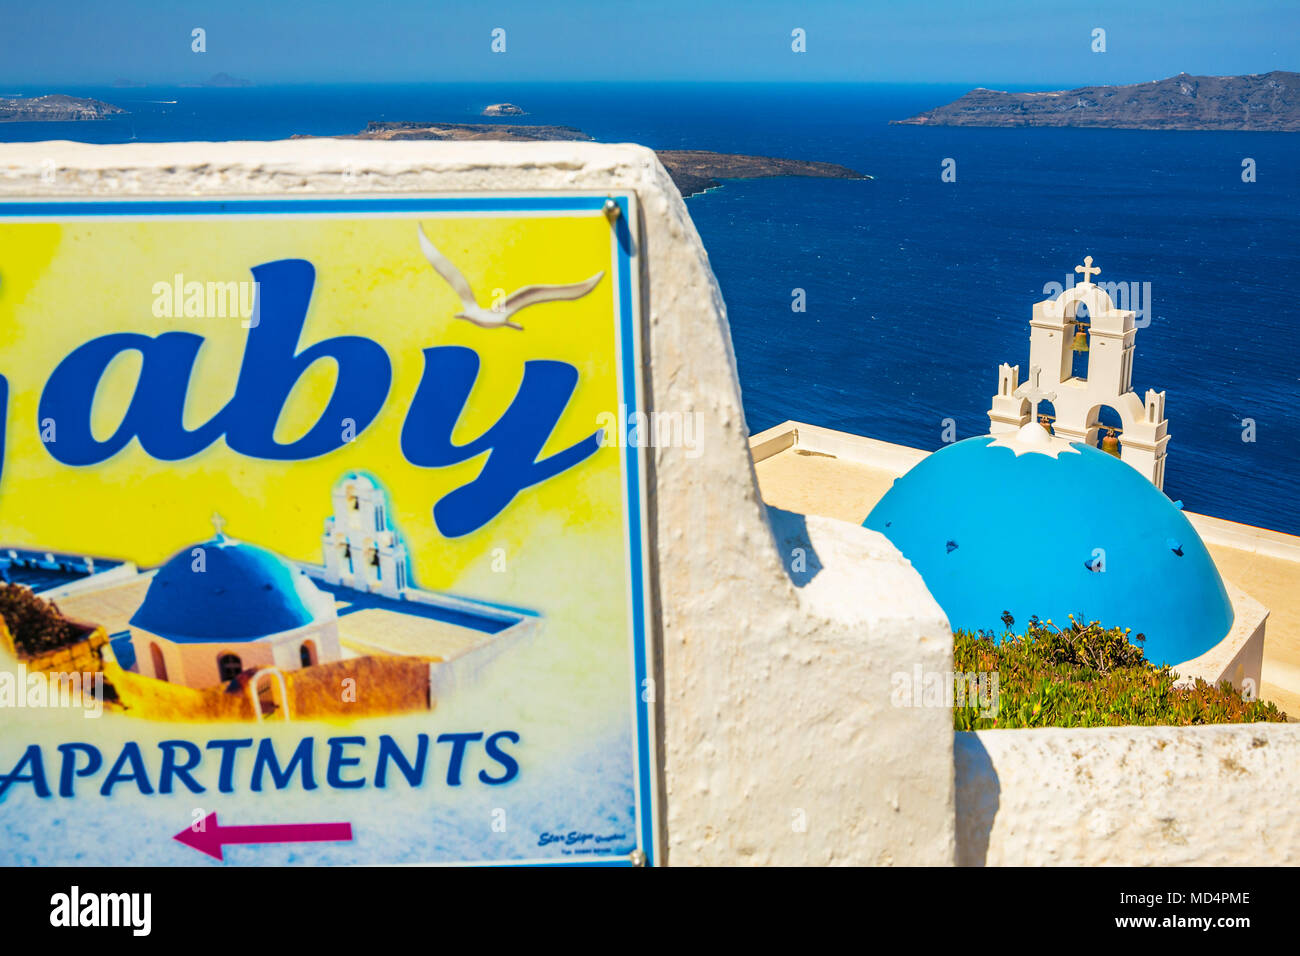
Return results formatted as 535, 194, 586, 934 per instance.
211, 512, 226, 536
1074, 255, 1101, 285
1016, 365, 1057, 421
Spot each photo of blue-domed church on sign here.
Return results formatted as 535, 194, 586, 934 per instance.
130, 528, 345, 689
1, 474, 541, 721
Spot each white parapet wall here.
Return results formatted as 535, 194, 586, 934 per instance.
0, 140, 957, 866
957, 723, 1300, 865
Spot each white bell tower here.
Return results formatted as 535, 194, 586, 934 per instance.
322, 474, 410, 597
987, 257, 1170, 490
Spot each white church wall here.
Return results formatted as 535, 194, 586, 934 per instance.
2, 140, 957, 866
751, 420, 929, 473
267, 620, 336, 672
1188, 511, 1300, 562
132, 631, 173, 683
429, 615, 544, 700
1171, 582, 1267, 694
176, 639, 275, 688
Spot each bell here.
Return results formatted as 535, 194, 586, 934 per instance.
1038, 414, 1054, 435
1101, 428, 1120, 457
1072, 327, 1089, 352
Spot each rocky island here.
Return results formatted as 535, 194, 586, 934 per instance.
482, 103, 527, 116
0, 94, 124, 122
652, 150, 868, 196
352, 120, 587, 141
894, 71, 1300, 131
301, 121, 869, 196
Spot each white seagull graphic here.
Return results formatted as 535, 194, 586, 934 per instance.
417, 223, 605, 330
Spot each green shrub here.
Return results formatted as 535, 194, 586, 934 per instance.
953, 614, 1288, 730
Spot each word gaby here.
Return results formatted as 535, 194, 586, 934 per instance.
0, 730, 519, 799
22, 259, 603, 537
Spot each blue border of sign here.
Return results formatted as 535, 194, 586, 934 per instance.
0, 195, 656, 867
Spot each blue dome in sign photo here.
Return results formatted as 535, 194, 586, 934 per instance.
130, 534, 332, 643
863, 435, 1233, 666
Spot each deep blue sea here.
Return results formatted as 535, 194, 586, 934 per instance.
3, 82, 1297, 532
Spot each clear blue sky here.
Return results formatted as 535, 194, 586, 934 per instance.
2, 0, 1296, 87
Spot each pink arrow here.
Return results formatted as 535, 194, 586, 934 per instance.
174, 811, 353, 861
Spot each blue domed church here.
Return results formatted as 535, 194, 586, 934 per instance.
42, 474, 542, 709
864, 260, 1254, 676
129, 527, 341, 689
864, 426, 1231, 666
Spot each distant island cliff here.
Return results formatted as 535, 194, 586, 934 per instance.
894, 71, 1300, 131
653, 150, 867, 197
300, 121, 869, 196
0, 94, 124, 122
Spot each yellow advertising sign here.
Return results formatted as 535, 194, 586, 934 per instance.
0, 195, 655, 866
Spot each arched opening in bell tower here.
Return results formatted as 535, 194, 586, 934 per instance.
1070, 302, 1091, 382
1036, 399, 1058, 435
1091, 404, 1124, 458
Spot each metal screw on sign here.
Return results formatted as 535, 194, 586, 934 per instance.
628, 848, 646, 867
603, 198, 621, 221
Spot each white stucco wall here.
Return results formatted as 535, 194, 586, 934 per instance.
1171, 582, 1267, 694
0, 140, 957, 866
957, 723, 1300, 865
